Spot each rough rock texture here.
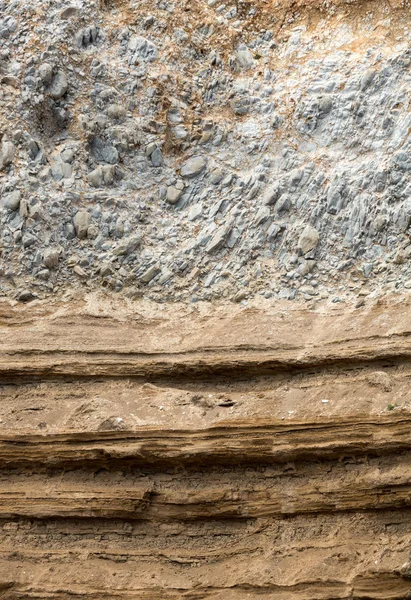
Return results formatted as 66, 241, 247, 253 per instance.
3, 0, 411, 595
2, 0, 411, 303
0, 294, 411, 598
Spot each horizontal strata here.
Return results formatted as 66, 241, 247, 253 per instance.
0, 296, 411, 381
1, 446, 411, 519
0, 301, 411, 598
1, 510, 410, 598
0, 576, 410, 600
0, 415, 411, 466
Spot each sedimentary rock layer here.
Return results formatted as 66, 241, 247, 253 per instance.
0, 298, 411, 598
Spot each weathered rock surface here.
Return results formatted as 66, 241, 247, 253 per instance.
1, 0, 411, 303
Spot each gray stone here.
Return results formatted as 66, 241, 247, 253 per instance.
166, 186, 183, 204
230, 98, 249, 115
363, 262, 373, 278
254, 206, 270, 226
37, 269, 50, 280
210, 168, 224, 184
3, 190, 21, 212
188, 204, 202, 221
88, 167, 104, 187
297, 259, 316, 276
140, 263, 161, 283
87, 224, 99, 239
91, 137, 119, 164
236, 48, 255, 70
206, 221, 233, 253
266, 222, 281, 241
23, 233, 37, 248
275, 195, 291, 214
18, 290, 37, 303
298, 225, 320, 255
263, 186, 281, 206
100, 262, 114, 277
43, 248, 60, 269
48, 70, 68, 99
51, 162, 72, 181
113, 235, 141, 256
150, 147, 163, 167
0, 141, 14, 169
128, 35, 158, 63
38, 63, 53, 85
181, 156, 207, 178
76, 25, 99, 47
88, 165, 115, 187
74, 265, 88, 279
74, 211, 91, 239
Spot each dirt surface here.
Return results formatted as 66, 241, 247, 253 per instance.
0, 293, 410, 598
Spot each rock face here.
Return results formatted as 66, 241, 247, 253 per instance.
0, 298, 410, 598
1, 0, 411, 303
2, 0, 411, 592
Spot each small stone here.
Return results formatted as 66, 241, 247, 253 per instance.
17, 290, 37, 303
362, 263, 373, 278
91, 137, 118, 165
263, 186, 281, 206
48, 70, 68, 100
37, 269, 50, 280
87, 224, 99, 240
98, 416, 125, 431
188, 204, 202, 221
38, 63, 53, 85
88, 167, 103, 187
298, 225, 320, 255
210, 168, 224, 184
206, 222, 233, 253
139, 263, 161, 283
100, 263, 113, 277
254, 206, 270, 226
73, 265, 88, 279
365, 371, 392, 392
181, 156, 207, 178
298, 259, 316, 276
236, 48, 255, 69
113, 235, 141, 256
230, 98, 249, 115
275, 194, 291, 213
166, 186, 183, 204
60, 6, 80, 19
23, 233, 37, 248
128, 35, 158, 62
51, 162, 72, 181
73, 211, 91, 239
43, 248, 60, 269
158, 268, 173, 284
3, 190, 21, 212
234, 291, 247, 302
0, 141, 14, 169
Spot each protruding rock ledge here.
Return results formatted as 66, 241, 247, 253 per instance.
0, 414, 410, 467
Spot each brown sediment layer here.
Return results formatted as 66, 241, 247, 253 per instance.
0, 299, 411, 598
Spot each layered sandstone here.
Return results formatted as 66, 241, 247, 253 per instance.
0, 295, 410, 598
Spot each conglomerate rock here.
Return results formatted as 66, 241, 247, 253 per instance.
1, 0, 411, 303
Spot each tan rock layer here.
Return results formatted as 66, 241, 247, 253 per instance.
1, 575, 410, 600
0, 415, 410, 467
0, 301, 411, 599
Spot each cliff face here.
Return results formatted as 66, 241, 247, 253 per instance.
2, 0, 411, 595
0, 296, 411, 598
2, 0, 411, 303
